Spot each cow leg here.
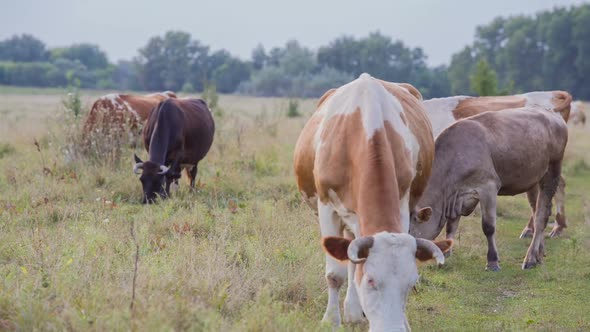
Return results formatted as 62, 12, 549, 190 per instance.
318, 201, 346, 326
188, 165, 198, 191
342, 226, 363, 323
549, 175, 567, 237
520, 185, 539, 239
479, 184, 500, 271
443, 217, 461, 258
523, 162, 561, 269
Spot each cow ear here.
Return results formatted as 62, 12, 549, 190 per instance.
134, 154, 143, 164
415, 239, 453, 262
322, 236, 351, 261
416, 207, 432, 223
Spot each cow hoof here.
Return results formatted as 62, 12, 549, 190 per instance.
519, 228, 533, 239
321, 313, 341, 327
486, 262, 501, 271
444, 248, 453, 258
548, 225, 565, 238
522, 261, 538, 269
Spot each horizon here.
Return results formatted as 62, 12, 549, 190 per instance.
0, 0, 587, 66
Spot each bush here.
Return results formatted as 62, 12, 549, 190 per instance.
182, 82, 195, 93
286, 99, 300, 118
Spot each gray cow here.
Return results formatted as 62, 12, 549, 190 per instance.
410, 107, 568, 270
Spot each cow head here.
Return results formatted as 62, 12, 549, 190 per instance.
409, 206, 445, 240
323, 232, 452, 331
133, 154, 174, 204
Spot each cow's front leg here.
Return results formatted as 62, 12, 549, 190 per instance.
479, 184, 500, 271
319, 201, 346, 326
342, 228, 363, 323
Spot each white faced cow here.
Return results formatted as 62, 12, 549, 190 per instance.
421, 91, 572, 238
294, 74, 451, 331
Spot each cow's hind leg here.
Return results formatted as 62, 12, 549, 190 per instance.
520, 185, 539, 239
188, 165, 198, 191
479, 184, 500, 271
523, 162, 561, 269
549, 175, 567, 237
319, 201, 346, 326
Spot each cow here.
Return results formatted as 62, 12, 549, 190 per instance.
570, 101, 586, 125
409, 106, 568, 271
82, 91, 177, 144
422, 91, 572, 238
133, 98, 214, 204
293, 73, 452, 330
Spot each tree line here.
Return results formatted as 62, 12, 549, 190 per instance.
1, 3, 589, 99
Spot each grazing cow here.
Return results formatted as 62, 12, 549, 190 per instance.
133, 98, 214, 204
422, 91, 572, 238
294, 74, 452, 330
83, 91, 177, 143
570, 101, 586, 125
410, 107, 568, 270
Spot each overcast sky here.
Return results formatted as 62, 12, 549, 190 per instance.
0, 0, 586, 66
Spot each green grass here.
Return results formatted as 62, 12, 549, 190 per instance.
0, 93, 589, 331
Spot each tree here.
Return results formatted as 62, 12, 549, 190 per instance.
470, 59, 498, 96
135, 31, 209, 91
50, 44, 109, 70
0, 34, 48, 62
251, 44, 267, 70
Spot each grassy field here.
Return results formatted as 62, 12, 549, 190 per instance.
0, 87, 589, 331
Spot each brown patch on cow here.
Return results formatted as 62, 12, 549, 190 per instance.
316, 88, 337, 108
551, 91, 572, 122
379, 81, 434, 209
415, 239, 453, 261
396, 82, 423, 100
322, 236, 352, 261
453, 95, 527, 119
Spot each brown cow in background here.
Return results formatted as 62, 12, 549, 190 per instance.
82, 91, 176, 145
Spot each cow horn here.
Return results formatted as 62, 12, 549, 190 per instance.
415, 238, 445, 267
133, 162, 144, 174
347, 236, 374, 264
158, 165, 169, 175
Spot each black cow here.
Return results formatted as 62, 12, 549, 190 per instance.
133, 98, 215, 203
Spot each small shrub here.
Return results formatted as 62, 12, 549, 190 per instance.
286, 99, 301, 118
181, 82, 195, 93
202, 82, 219, 110
0, 143, 15, 159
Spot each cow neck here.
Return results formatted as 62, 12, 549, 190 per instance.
417, 162, 457, 238
148, 107, 172, 166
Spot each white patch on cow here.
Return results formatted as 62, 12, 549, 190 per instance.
357, 232, 419, 331
522, 91, 555, 110
300, 191, 318, 211
423, 96, 472, 138
104, 94, 122, 108
399, 190, 411, 233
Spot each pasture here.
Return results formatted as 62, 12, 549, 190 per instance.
0, 88, 589, 331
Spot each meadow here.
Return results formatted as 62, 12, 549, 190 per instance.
0, 87, 589, 331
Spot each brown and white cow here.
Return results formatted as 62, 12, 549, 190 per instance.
410, 106, 568, 270
570, 101, 586, 125
82, 91, 177, 144
422, 91, 572, 238
294, 74, 451, 330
